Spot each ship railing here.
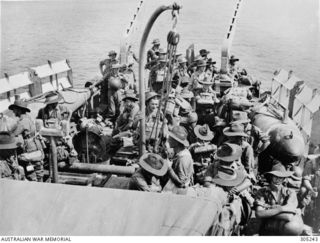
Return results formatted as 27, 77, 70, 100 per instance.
270, 69, 320, 148
0, 59, 73, 113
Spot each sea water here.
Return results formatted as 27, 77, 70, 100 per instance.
1, 0, 319, 90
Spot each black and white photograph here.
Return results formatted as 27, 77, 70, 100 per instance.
0, 0, 320, 239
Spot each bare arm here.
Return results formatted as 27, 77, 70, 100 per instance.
255, 192, 297, 220
235, 178, 251, 193
255, 205, 284, 219
99, 61, 105, 76
167, 167, 184, 188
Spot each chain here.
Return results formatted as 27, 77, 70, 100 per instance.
151, 4, 181, 152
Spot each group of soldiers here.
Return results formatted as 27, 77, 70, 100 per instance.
0, 93, 76, 182
0, 38, 319, 236
97, 38, 320, 235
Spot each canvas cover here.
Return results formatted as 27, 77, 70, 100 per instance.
0, 179, 228, 236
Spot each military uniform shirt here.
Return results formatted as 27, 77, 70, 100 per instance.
12, 114, 36, 137
114, 103, 139, 133
37, 105, 69, 123
172, 149, 194, 186
100, 58, 118, 77
254, 185, 298, 209
0, 160, 13, 178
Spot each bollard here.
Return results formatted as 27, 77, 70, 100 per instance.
40, 128, 63, 183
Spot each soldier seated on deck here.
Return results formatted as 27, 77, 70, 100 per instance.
189, 124, 216, 184
107, 90, 139, 157
205, 143, 254, 228
254, 163, 304, 235
230, 111, 270, 157
8, 99, 35, 138
204, 143, 252, 194
187, 55, 202, 76
194, 76, 219, 128
133, 91, 162, 129
195, 76, 220, 103
37, 93, 71, 128
112, 90, 139, 136
17, 129, 45, 182
205, 58, 218, 78
129, 153, 168, 192
132, 91, 165, 151
146, 38, 161, 70
0, 132, 25, 180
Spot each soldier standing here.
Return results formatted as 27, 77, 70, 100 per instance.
229, 55, 240, 76
199, 49, 210, 62
190, 59, 207, 92
105, 76, 123, 124
148, 56, 168, 93
173, 57, 190, 88
165, 126, 194, 189
99, 50, 118, 78
147, 39, 161, 64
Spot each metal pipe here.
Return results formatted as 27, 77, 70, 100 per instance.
50, 136, 59, 183
60, 162, 135, 176
138, 4, 176, 156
